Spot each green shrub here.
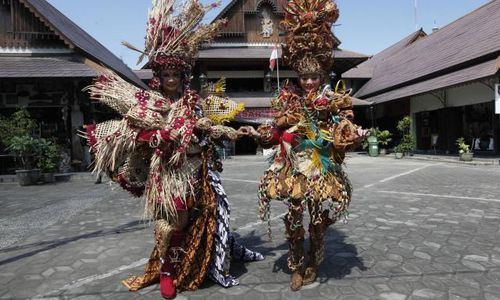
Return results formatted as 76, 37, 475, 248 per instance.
395, 116, 415, 153
377, 130, 392, 146
456, 137, 470, 154
37, 139, 61, 172
7, 135, 41, 169
0, 109, 37, 148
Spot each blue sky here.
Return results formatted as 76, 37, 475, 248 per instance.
46, 0, 489, 68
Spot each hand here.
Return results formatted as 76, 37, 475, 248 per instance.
247, 126, 260, 138
354, 127, 369, 143
236, 126, 250, 137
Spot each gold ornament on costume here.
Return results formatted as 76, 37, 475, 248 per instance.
281, 0, 339, 75
201, 78, 245, 124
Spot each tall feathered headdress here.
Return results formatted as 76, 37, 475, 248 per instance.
123, 0, 226, 74
281, 0, 339, 75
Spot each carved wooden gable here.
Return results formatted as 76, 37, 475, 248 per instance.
0, 0, 65, 48
214, 0, 285, 43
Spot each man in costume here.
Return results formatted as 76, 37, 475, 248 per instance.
83, 0, 263, 298
246, 0, 365, 291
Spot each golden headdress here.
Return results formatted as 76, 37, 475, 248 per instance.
281, 0, 339, 75
123, 0, 226, 74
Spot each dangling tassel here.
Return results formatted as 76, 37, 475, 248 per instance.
144, 150, 195, 223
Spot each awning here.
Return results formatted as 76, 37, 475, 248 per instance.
230, 96, 271, 108
235, 107, 276, 124
231, 95, 372, 108
199, 47, 281, 59
199, 47, 368, 60
0, 56, 97, 78
234, 97, 371, 124
351, 97, 373, 106
363, 59, 499, 104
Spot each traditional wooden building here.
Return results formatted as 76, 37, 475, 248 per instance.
344, 0, 500, 154
0, 0, 146, 173
193, 0, 370, 154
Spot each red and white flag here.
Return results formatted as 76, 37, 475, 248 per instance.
269, 45, 279, 70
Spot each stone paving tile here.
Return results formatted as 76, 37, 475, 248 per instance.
2, 156, 500, 299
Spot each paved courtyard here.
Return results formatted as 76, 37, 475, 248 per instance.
1, 155, 500, 299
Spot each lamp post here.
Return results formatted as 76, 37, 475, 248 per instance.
369, 105, 375, 128
199, 73, 207, 87
264, 71, 272, 92
329, 71, 337, 86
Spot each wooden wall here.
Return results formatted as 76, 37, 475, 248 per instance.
221, 1, 245, 33
241, 0, 285, 13
0, 0, 63, 48
217, 0, 285, 43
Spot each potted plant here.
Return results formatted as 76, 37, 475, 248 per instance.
377, 130, 392, 155
0, 109, 41, 185
363, 127, 380, 156
456, 137, 473, 161
7, 135, 42, 185
37, 138, 61, 183
394, 116, 415, 158
394, 145, 404, 159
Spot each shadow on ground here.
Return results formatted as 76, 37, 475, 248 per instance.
0, 220, 147, 266
270, 228, 367, 282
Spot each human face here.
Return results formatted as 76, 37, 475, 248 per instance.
299, 74, 322, 93
160, 69, 181, 97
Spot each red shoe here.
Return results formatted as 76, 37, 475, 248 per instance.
159, 230, 184, 299
160, 259, 176, 299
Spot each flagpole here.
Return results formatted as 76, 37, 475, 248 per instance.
276, 44, 280, 90
414, 0, 418, 30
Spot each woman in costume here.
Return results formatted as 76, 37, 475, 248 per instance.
246, 0, 365, 291
83, 0, 263, 298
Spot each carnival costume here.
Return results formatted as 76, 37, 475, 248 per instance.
83, 0, 262, 298
254, 0, 362, 291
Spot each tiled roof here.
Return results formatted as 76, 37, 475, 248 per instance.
199, 46, 367, 59
0, 56, 97, 78
351, 97, 372, 106
343, 29, 426, 79
362, 58, 498, 104
22, 0, 147, 89
354, 0, 500, 99
133, 69, 153, 80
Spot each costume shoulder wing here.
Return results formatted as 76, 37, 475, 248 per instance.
84, 69, 171, 130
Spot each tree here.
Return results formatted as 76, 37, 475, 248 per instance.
0, 109, 37, 149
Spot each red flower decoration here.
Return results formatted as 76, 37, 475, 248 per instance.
96, 75, 111, 84
154, 100, 163, 108
173, 117, 185, 129
135, 90, 150, 102
177, 146, 186, 153
149, 77, 161, 90
314, 97, 329, 109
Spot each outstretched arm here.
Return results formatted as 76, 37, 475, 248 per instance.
246, 124, 281, 149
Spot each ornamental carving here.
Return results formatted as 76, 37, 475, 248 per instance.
260, 8, 273, 38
